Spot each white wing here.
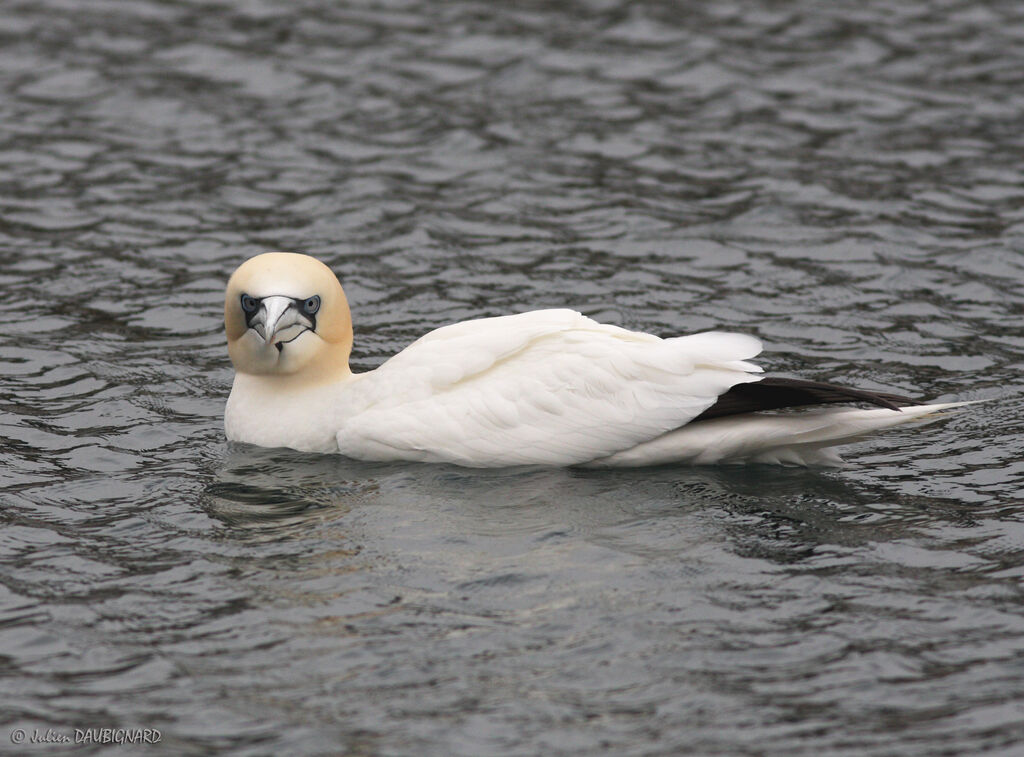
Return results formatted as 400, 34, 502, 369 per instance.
335, 309, 763, 466
589, 402, 972, 467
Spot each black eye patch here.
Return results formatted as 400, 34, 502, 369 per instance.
241, 293, 259, 313
300, 296, 319, 331
239, 294, 319, 331
240, 294, 261, 327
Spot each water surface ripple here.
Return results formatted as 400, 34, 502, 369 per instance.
2, 1, 1023, 755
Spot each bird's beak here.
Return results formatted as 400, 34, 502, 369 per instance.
253, 295, 308, 347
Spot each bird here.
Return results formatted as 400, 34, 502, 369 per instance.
223, 252, 969, 467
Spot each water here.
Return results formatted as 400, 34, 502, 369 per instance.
2, 0, 1024, 754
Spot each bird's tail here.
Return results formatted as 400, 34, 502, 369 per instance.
590, 401, 978, 467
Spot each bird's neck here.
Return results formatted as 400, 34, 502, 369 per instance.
253, 357, 353, 392
226, 367, 356, 454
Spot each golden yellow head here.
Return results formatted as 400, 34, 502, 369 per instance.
224, 252, 352, 381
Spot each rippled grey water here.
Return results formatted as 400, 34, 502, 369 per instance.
3, 0, 1024, 754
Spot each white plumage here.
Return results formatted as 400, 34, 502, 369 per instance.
223, 253, 968, 467
333, 309, 763, 466
589, 403, 964, 467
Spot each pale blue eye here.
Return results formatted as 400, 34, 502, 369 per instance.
241, 294, 259, 313
303, 296, 321, 315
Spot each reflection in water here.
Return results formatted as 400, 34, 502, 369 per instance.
2, 0, 1024, 754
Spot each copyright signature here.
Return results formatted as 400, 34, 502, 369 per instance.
10, 727, 161, 745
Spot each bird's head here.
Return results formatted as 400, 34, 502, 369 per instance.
225, 252, 352, 382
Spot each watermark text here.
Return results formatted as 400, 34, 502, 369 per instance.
10, 727, 161, 746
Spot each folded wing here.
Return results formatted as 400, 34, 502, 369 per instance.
336, 309, 764, 466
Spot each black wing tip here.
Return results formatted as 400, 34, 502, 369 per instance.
693, 377, 918, 422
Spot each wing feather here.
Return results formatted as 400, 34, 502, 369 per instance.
335, 309, 764, 466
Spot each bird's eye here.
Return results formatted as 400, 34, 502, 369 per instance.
240, 294, 258, 313
303, 295, 321, 315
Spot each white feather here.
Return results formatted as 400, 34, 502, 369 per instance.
332, 310, 765, 466
586, 402, 972, 467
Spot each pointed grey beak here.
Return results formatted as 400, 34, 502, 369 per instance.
246, 296, 309, 351
259, 296, 296, 345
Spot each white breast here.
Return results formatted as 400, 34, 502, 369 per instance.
225, 373, 354, 454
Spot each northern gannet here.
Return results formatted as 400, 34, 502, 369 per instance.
224, 252, 967, 467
